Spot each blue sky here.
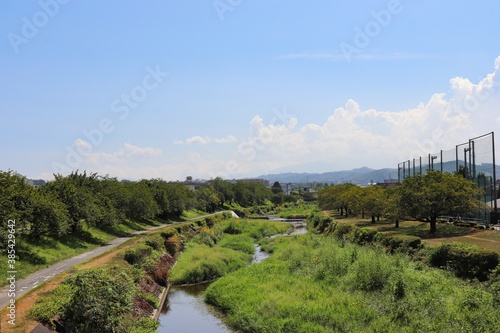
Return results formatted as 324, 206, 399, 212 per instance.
1, 0, 500, 181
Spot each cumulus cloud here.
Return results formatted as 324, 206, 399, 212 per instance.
226, 56, 500, 176
78, 142, 162, 164
48, 56, 500, 181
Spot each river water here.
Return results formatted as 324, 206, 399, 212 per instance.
157, 226, 307, 332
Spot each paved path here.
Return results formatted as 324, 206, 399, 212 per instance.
0, 211, 235, 309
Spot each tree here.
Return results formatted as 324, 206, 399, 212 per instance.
318, 183, 358, 217
399, 170, 483, 233
271, 181, 283, 194
29, 190, 70, 238
207, 177, 235, 206
195, 186, 220, 213
359, 186, 386, 223
384, 185, 405, 228
0, 171, 33, 240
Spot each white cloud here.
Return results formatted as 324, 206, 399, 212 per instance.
177, 135, 238, 145
78, 142, 162, 165
45, 56, 500, 181
224, 56, 500, 176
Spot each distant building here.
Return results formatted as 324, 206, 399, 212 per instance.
182, 176, 204, 190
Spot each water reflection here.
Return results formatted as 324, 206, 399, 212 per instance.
158, 284, 232, 333
157, 226, 307, 332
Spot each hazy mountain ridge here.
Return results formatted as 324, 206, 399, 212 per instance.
258, 167, 399, 185
259, 163, 500, 185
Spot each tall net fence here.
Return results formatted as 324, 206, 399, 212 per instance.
398, 132, 498, 224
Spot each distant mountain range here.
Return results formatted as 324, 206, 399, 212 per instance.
258, 163, 500, 186
258, 167, 399, 185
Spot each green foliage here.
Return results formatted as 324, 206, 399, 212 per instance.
144, 234, 165, 251
170, 244, 252, 284
192, 227, 218, 247
399, 170, 484, 233
124, 244, 153, 266
376, 233, 422, 254
331, 222, 354, 239
218, 234, 256, 255
351, 227, 378, 245
206, 233, 500, 332
223, 220, 244, 234
428, 242, 499, 281
306, 211, 333, 233
28, 283, 75, 328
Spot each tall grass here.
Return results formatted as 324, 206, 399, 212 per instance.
169, 244, 251, 284
206, 233, 500, 332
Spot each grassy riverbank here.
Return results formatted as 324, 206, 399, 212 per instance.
170, 219, 289, 285
0, 218, 166, 287
206, 232, 500, 332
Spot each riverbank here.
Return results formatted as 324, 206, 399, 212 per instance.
205, 230, 500, 332
2, 211, 232, 333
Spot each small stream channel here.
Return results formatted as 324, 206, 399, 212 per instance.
156, 226, 307, 332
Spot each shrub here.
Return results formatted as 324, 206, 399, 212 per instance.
28, 283, 75, 328
192, 227, 218, 247
123, 244, 153, 266
352, 227, 378, 245
165, 235, 183, 256
160, 228, 177, 239
377, 233, 422, 254
223, 220, 243, 234
144, 234, 165, 251
332, 222, 355, 240
63, 268, 136, 333
205, 216, 215, 227
428, 242, 499, 281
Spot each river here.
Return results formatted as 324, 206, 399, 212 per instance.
156, 226, 307, 332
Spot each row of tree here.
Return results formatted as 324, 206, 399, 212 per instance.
0, 171, 273, 241
318, 170, 487, 233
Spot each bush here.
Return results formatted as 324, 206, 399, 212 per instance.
205, 216, 215, 227
63, 268, 136, 333
223, 220, 243, 234
428, 242, 499, 281
124, 244, 153, 266
192, 227, 218, 247
332, 222, 354, 240
144, 234, 165, 251
29, 283, 75, 328
165, 235, 183, 256
377, 233, 422, 254
160, 228, 177, 239
352, 227, 378, 245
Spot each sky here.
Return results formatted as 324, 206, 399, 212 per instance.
1, 0, 500, 181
